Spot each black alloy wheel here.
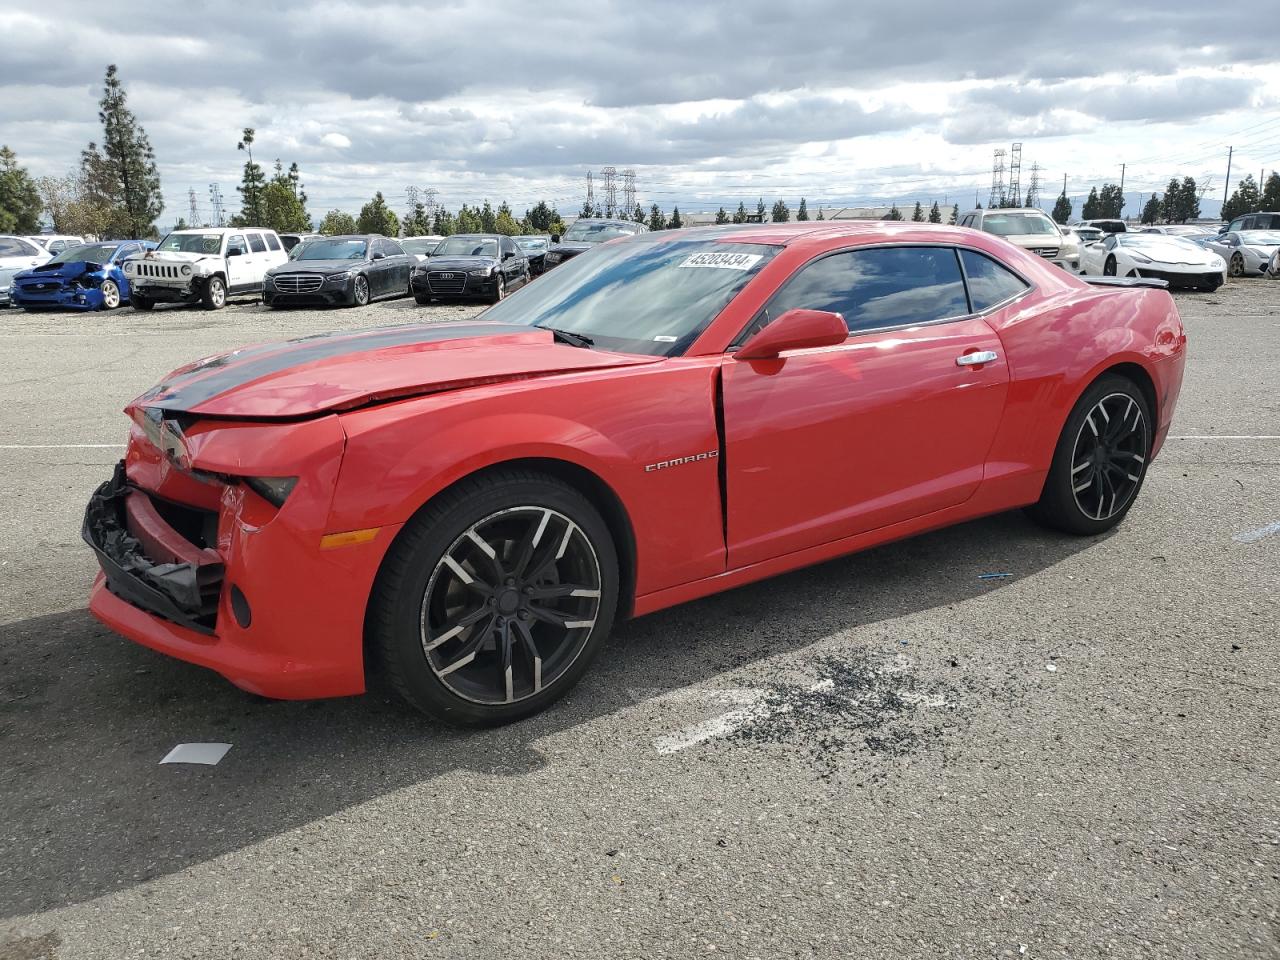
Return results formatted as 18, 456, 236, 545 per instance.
370, 470, 618, 725
352, 275, 370, 307
1103, 256, 1117, 276
1027, 375, 1152, 536
1229, 253, 1245, 278
493, 274, 506, 304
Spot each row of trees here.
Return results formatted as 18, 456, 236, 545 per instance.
1220, 172, 1280, 222
1138, 177, 1204, 225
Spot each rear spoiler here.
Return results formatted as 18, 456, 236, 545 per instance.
1083, 276, 1169, 290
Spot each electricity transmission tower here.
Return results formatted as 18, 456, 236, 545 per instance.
406, 185, 420, 225
585, 171, 595, 215
622, 169, 636, 215
1007, 143, 1022, 209
600, 166, 617, 218
208, 184, 225, 226
423, 188, 438, 218
1026, 162, 1041, 208
188, 188, 200, 227
989, 149, 1007, 208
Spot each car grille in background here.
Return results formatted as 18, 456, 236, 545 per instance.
274, 274, 324, 293
1032, 247, 1060, 259
427, 272, 466, 295
134, 262, 183, 280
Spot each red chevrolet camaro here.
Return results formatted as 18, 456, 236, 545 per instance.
84, 222, 1187, 725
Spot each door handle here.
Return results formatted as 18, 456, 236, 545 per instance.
956, 350, 998, 367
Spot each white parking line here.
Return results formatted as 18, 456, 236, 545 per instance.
1168, 435, 1280, 440
1233, 521, 1280, 544
0, 444, 123, 449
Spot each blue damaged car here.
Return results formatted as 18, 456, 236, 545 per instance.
11, 240, 155, 311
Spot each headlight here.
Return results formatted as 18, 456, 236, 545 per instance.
181, 265, 192, 276
411, 265, 426, 276
326, 272, 352, 283
243, 476, 298, 507
468, 268, 491, 277
1129, 253, 1152, 264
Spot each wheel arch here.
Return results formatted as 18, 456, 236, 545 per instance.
370, 455, 639, 623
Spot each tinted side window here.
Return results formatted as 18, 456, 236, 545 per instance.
960, 250, 1029, 312
384, 239, 406, 256
264, 233, 282, 251
248, 233, 268, 253
501, 237, 518, 256
769, 247, 969, 334
227, 235, 246, 255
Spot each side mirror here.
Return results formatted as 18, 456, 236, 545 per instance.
502, 251, 515, 260
372, 251, 386, 260
227, 247, 244, 257
737, 308, 848, 360
550, 234, 561, 243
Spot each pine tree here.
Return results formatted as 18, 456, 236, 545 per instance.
928, 201, 941, 223
648, 204, 665, 231
632, 203, 645, 224
733, 201, 747, 224
755, 198, 766, 221
579, 200, 594, 219
1220, 174, 1261, 222
1178, 176, 1200, 222
230, 128, 267, 226
1261, 171, 1280, 211
816, 207, 825, 221
432, 208, 458, 236
715, 207, 729, 224
525, 201, 555, 232
79, 65, 163, 238
494, 202, 521, 235
884, 204, 903, 221
770, 199, 790, 222
948, 205, 957, 225
456, 204, 483, 234
318, 209, 357, 235
1140, 194, 1162, 225
356, 191, 399, 235
796, 197, 809, 221
0, 146, 43, 233
911, 201, 924, 222
1051, 191, 1072, 225
1082, 187, 1101, 220
669, 206, 683, 229
403, 201, 430, 236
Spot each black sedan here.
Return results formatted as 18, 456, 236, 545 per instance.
411, 234, 530, 304
544, 218, 647, 270
264, 235, 414, 308
515, 235, 550, 275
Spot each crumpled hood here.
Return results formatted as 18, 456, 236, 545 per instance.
130, 321, 660, 419
424, 255, 499, 271
141, 251, 216, 265
549, 241, 594, 256
16, 260, 106, 280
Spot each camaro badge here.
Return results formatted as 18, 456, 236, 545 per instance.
645, 450, 719, 472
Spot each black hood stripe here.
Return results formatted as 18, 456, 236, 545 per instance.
140, 321, 536, 412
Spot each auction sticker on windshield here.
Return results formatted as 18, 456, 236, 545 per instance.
679, 252, 764, 270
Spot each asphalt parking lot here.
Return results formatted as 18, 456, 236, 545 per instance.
0, 282, 1277, 959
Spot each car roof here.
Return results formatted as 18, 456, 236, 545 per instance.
632, 221, 993, 247
169, 227, 277, 235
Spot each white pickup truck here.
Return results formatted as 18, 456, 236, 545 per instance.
123, 227, 288, 310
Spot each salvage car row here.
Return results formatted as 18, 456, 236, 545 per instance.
3, 210, 1277, 313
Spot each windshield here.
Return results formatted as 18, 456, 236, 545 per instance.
157, 232, 223, 254
400, 238, 439, 255
562, 221, 643, 244
295, 238, 368, 260
1119, 235, 1202, 251
481, 236, 780, 357
435, 237, 499, 257
49, 243, 118, 265
1239, 231, 1280, 245
981, 213, 1058, 237
516, 237, 547, 250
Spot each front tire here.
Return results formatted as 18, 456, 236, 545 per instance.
1229, 253, 1245, 278
414, 294, 432, 305
351, 275, 370, 307
1103, 256, 1117, 276
369, 469, 619, 726
202, 276, 227, 310
1027, 374, 1153, 536
99, 279, 121, 311
492, 274, 506, 304
131, 294, 154, 312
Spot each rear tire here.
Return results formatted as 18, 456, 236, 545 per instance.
131, 294, 154, 312
202, 276, 226, 310
369, 469, 619, 726
1026, 374, 1153, 536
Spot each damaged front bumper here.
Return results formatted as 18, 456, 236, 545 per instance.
83, 415, 402, 700
83, 461, 223, 633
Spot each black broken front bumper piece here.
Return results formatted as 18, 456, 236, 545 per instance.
82, 461, 224, 634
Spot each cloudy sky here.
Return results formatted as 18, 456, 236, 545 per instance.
2, 0, 1278, 226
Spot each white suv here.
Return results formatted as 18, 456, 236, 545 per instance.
958, 208, 1081, 273
123, 227, 288, 310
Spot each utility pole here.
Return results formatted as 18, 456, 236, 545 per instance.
1119, 163, 1126, 217
1223, 146, 1233, 209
